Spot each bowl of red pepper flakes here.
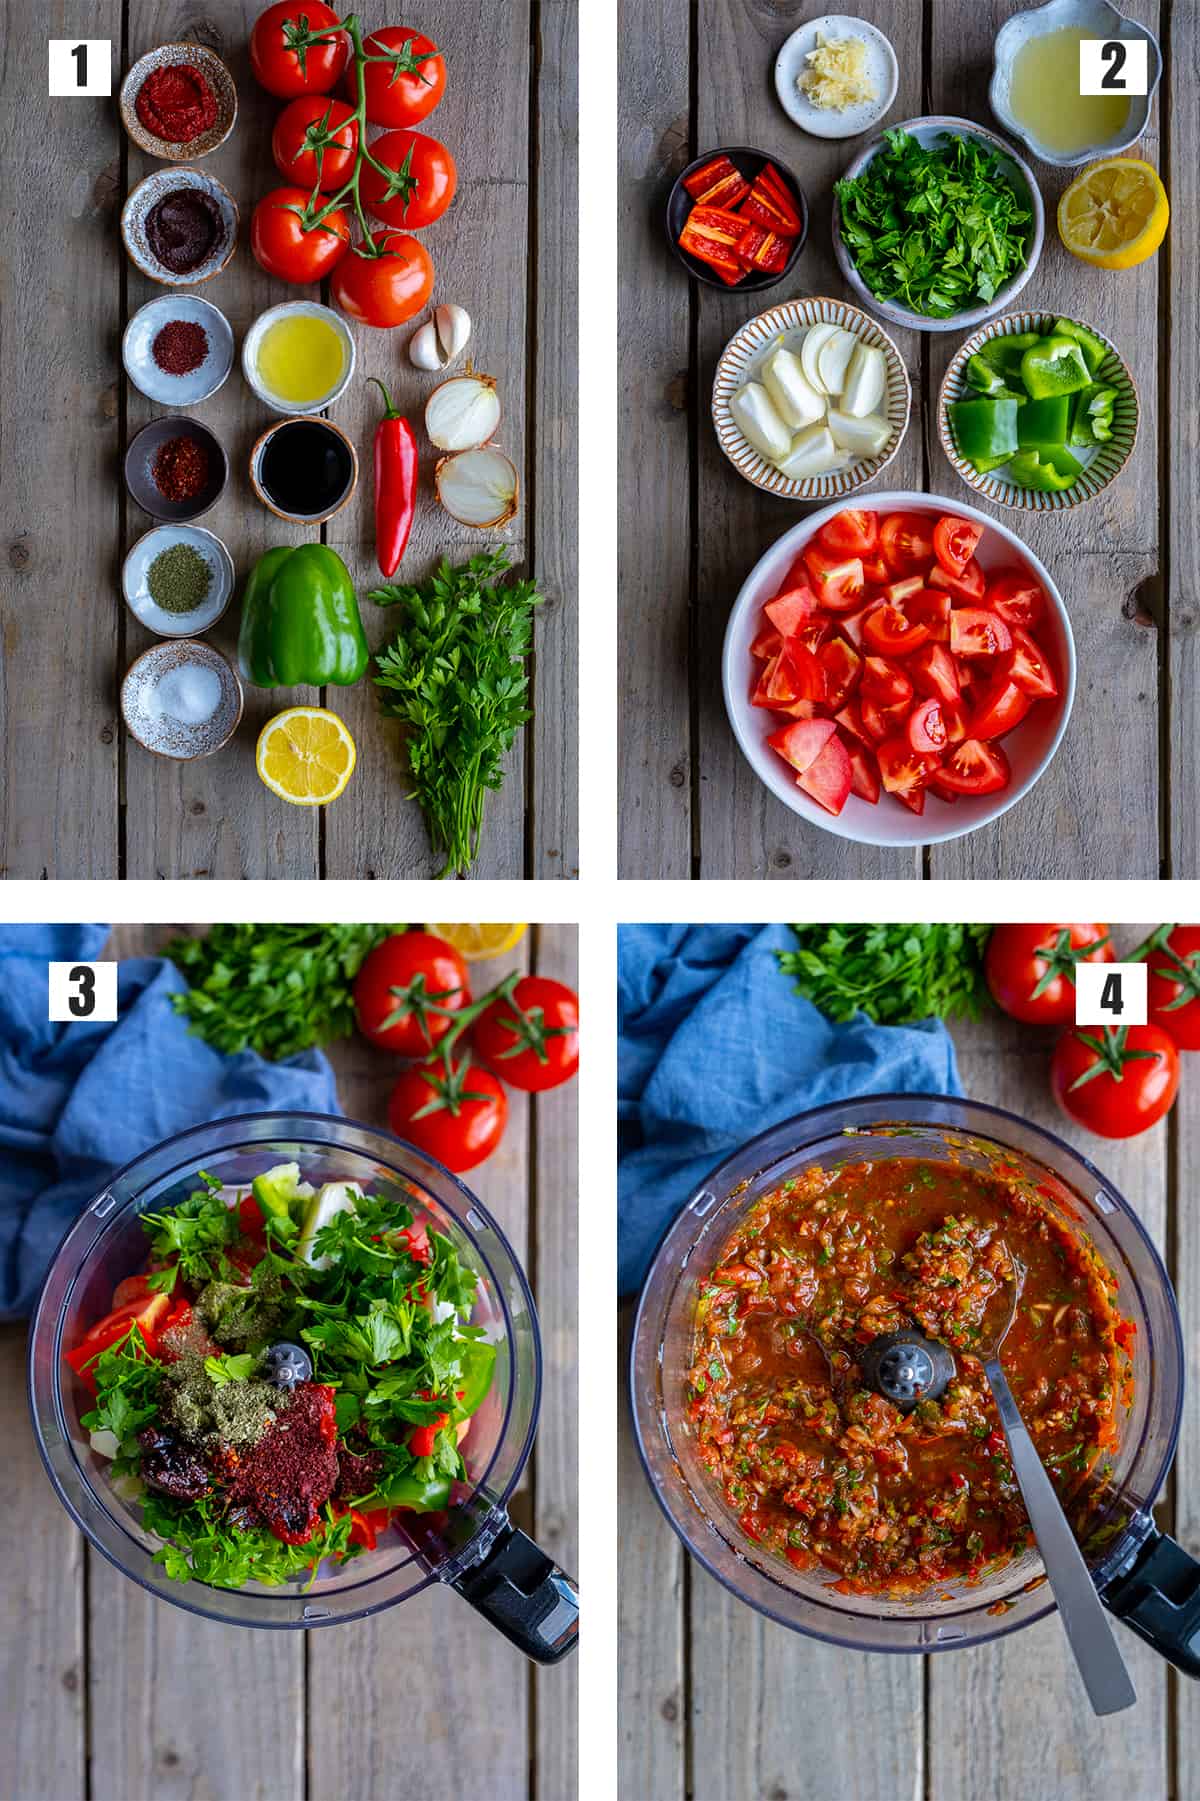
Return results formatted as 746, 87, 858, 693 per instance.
667, 147, 808, 291
125, 416, 228, 522
119, 43, 237, 161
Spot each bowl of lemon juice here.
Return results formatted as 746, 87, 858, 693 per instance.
243, 301, 355, 414
990, 0, 1161, 166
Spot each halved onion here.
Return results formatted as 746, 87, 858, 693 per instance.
436, 446, 520, 528
424, 369, 501, 451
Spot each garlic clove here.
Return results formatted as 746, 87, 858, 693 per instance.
408, 319, 444, 372
434, 303, 471, 364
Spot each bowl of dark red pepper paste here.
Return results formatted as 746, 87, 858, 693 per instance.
122, 167, 238, 287
119, 43, 237, 161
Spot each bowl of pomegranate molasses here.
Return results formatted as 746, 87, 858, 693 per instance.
250, 417, 358, 525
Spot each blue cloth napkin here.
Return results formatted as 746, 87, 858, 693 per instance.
0, 925, 340, 1320
618, 924, 964, 1296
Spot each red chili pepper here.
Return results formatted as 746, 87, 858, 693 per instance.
369, 376, 418, 578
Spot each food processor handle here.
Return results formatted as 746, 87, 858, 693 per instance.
1102, 1524, 1200, 1678
450, 1523, 578, 1664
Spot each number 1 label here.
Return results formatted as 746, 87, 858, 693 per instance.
48, 39, 112, 96
1075, 962, 1147, 1027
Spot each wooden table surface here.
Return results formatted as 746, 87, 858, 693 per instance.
618, 0, 1191, 882
618, 925, 1198, 1801
1, 923, 577, 1801
0, 1, 577, 880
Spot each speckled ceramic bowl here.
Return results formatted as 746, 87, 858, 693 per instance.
939, 311, 1137, 511
121, 640, 242, 760
990, 0, 1161, 166
832, 116, 1044, 332
122, 294, 235, 405
121, 167, 238, 287
712, 296, 910, 501
119, 43, 237, 160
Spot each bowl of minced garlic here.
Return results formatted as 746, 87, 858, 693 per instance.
774, 15, 899, 139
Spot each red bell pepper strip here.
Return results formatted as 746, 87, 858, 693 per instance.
678, 204, 747, 284
682, 153, 750, 210
735, 223, 790, 274
369, 377, 419, 579
739, 163, 802, 235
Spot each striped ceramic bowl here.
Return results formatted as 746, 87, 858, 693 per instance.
711, 297, 910, 502
939, 312, 1137, 512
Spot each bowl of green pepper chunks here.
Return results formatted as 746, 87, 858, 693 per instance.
939, 311, 1138, 511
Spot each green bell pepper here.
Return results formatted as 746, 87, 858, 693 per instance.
371, 1469, 454, 1513
1052, 318, 1109, 377
1019, 336, 1091, 401
455, 1340, 497, 1419
978, 332, 1040, 378
237, 544, 369, 689
1069, 383, 1118, 448
948, 396, 1019, 465
1008, 446, 1084, 492
1017, 395, 1071, 452
965, 353, 1010, 395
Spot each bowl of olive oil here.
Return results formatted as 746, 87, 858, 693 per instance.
242, 300, 355, 415
990, 0, 1161, 167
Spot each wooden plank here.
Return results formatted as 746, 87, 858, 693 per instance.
0, 1325, 86, 1801
308, 930, 533, 1798
0, 0, 122, 877
121, 0, 320, 879
927, 0, 1161, 881
1171, 955, 1200, 1791
323, 0, 532, 879
617, 1305, 686, 1801
529, 2, 580, 879
692, 0, 924, 881
1167, 0, 1199, 877
616, 0, 694, 879
533, 924, 579, 1797
930, 925, 1168, 1800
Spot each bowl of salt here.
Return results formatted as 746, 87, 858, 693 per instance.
121, 639, 243, 759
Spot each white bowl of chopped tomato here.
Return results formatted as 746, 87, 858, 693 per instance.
722, 494, 1075, 845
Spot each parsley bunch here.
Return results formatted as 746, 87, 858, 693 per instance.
144, 1495, 355, 1590
370, 549, 543, 878
142, 1173, 241, 1291
165, 924, 401, 1060
835, 129, 1032, 317
778, 924, 992, 1025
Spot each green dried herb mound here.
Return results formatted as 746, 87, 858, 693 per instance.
779, 924, 993, 1024
161, 1352, 285, 1449
835, 129, 1033, 318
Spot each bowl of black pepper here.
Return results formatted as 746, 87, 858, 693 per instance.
123, 293, 235, 405
123, 523, 234, 637
125, 416, 228, 522
121, 166, 238, 287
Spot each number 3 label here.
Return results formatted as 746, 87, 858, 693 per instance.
48, 39, 112, 96
48, 962, 118, 1022
1075, 962, 1147, 1027
1079, 38, 1150, 95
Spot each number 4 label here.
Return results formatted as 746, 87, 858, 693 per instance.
48, 40, 112, 96
48, 962, 118, 1022
1075, 962, 1147, 1027
1079, 38, 1150, 95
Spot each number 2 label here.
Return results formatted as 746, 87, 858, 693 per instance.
1079, 37, 1150, 96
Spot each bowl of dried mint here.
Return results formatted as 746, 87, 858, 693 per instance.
123, 523, 234, 638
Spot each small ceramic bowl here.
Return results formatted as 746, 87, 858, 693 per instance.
125, 417, 228, 522
939, 311, 1138, 512
832, 117, 1044, 332
121, 167, 238, 286
722, 492, 1076, 847
712, 296, 910, 501
249, 417, 358, 525
666, 148, 807, 292
241, 301, 356, 415
991, 0, 1162, 166
119, 43, 237, 160
122, 524, 235, 637
122, 294, 235, 405
773, 14, 899, 139
121, 639, 243, 760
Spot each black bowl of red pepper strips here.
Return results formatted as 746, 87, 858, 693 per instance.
666, 147, 808, 291
125, 416, 228, 523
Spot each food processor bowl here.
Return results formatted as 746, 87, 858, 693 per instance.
29, 1112, 577, 1662
631, 1095, 1200, 1672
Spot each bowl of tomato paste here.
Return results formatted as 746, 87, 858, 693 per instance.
120, 44, 237, 161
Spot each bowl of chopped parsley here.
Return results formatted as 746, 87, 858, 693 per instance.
833, 119, 1044, 332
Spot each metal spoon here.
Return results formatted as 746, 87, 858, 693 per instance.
980, 1246, 1136, 1716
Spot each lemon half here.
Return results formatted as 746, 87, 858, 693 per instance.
1057, 157, 1168, 270
256, 707, 356, 806
426, 923, 528, 961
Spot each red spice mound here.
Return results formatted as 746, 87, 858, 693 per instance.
136, 63, 219, 144
229, 1382, 339, 1544
152, 319, 209, 376
153, 434, 210, 503
334, 1442, 383, 1502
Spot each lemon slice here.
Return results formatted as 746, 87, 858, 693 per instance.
256, 707, 356, 806
426, 922, 528, 961
1057, 158, 1169, 270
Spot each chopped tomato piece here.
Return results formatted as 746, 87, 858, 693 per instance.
795, 621, 832, 656
764, 586, 817, 638
862, 604, 930, 658
879, 512, 934, 575
751, 645, 826, 709
985, 569, 1045, 629
895, 785, 926, 816
817, 637, 862, 710
862, 656, 913, 709
965, 677, 1032, 740
949, 609, 1012, 659
796, 734, 852, 815
882, 574, 925, 606
906, 589, 951, 642
750, 623, 783, 660
801, 546, 866, 612
877, 737, 939, 795
927, 771, 961, 804
238, 1194, 268, 1239
910, 643, 961, 705
930, 557, 985, 604
933, 516, 984, 579
835, 700, 868, 743
859, 693, 909, 744
112, 1274, 155, 1309
817, 509, 879, 559
839, 606, 872, 649
1003, 627, 1059, 699
936, 738, 1011, 795
861, 553, 891, 585
845, 739, 880, 804
766, 717, 837, 776
908, 698, 950, 755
